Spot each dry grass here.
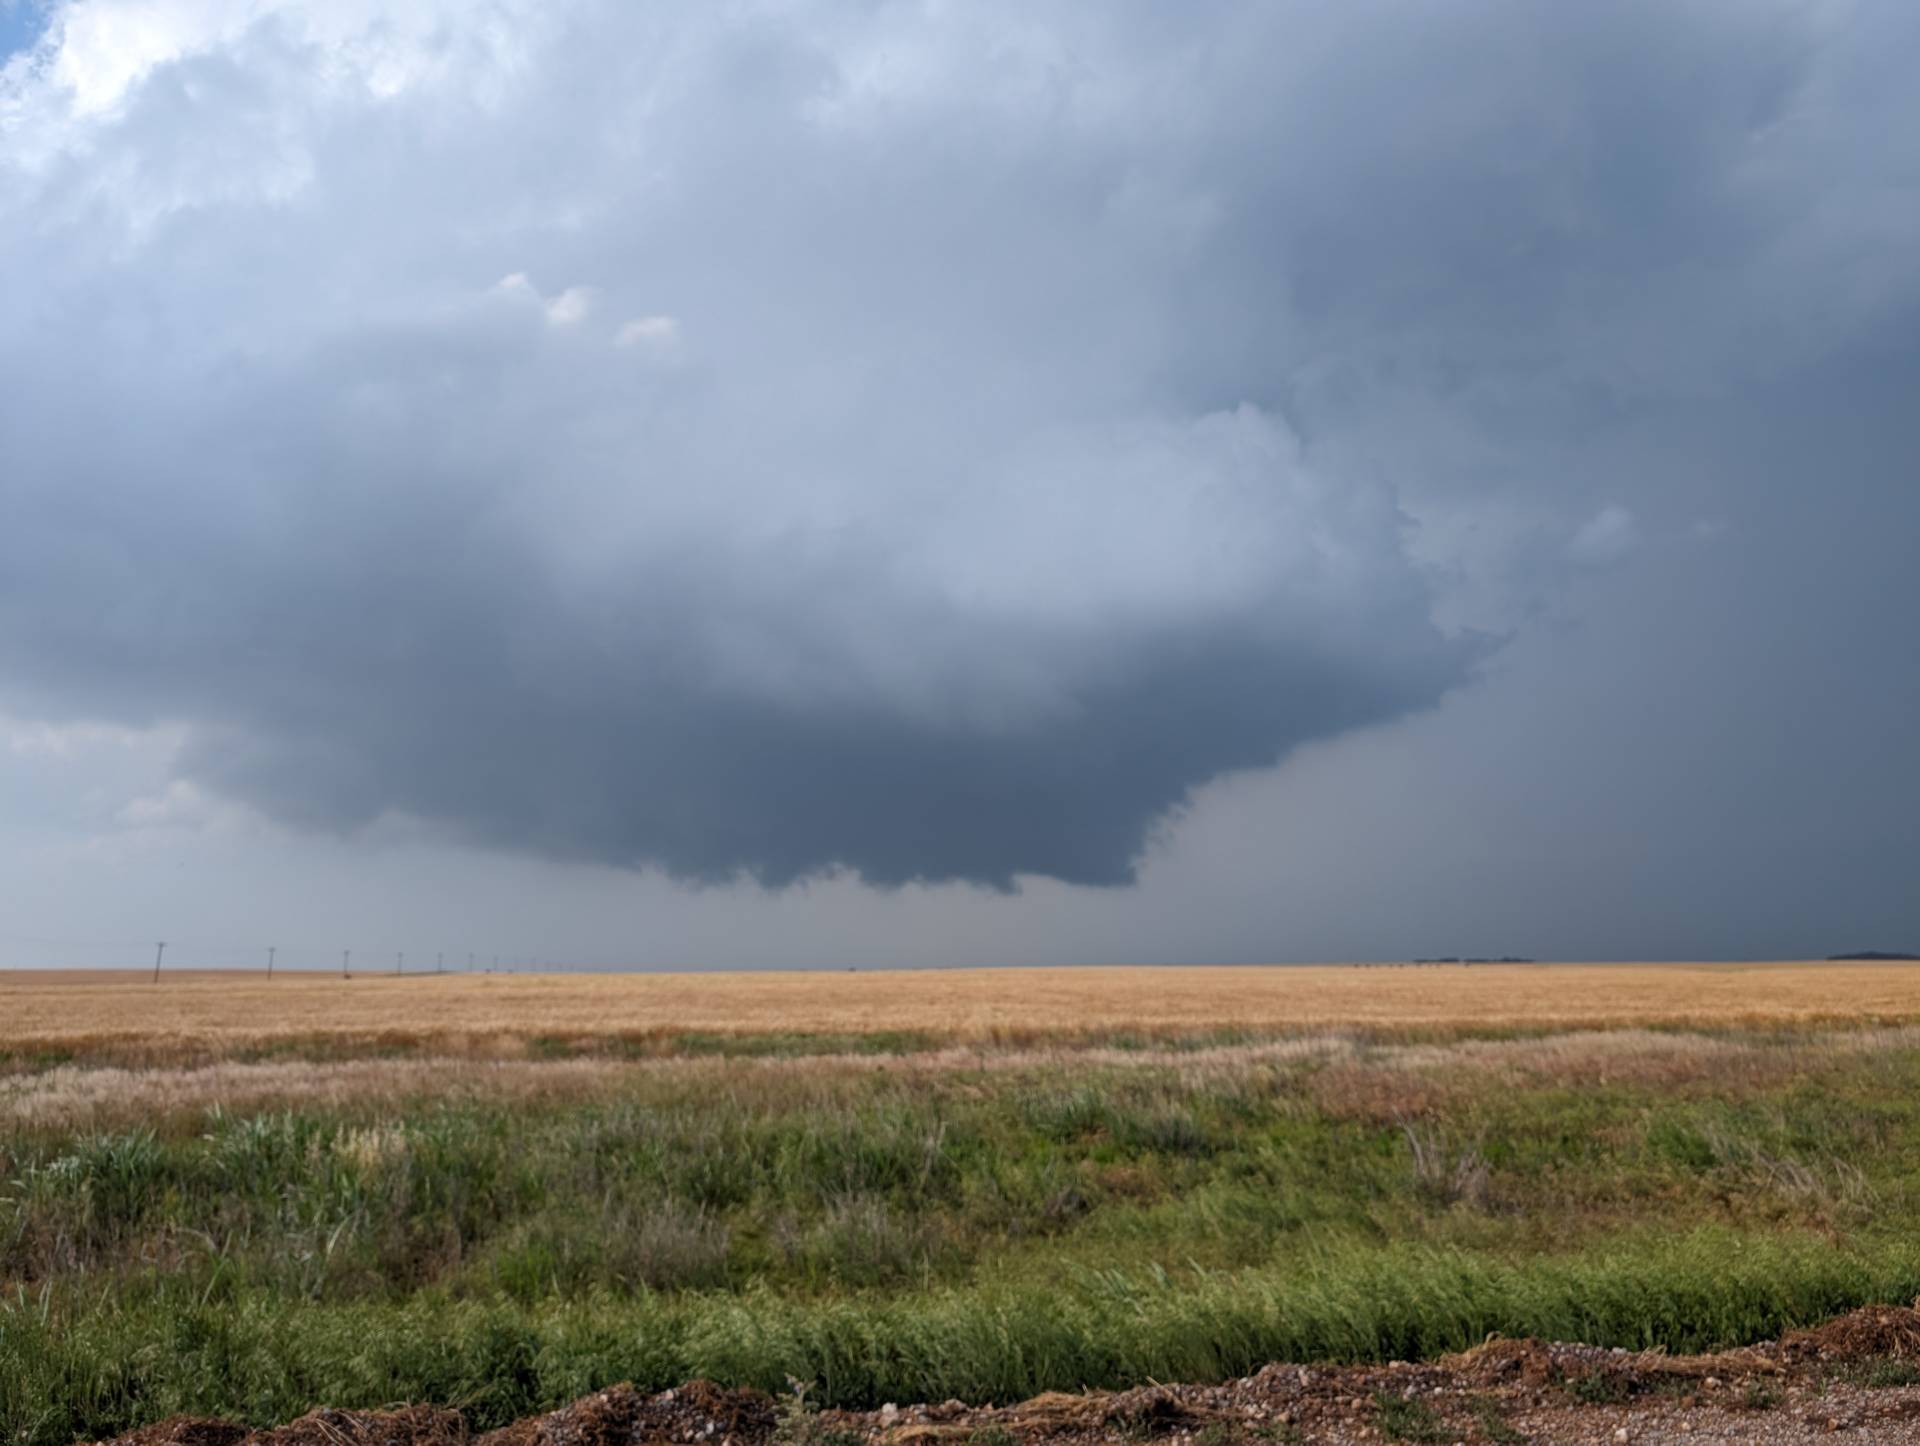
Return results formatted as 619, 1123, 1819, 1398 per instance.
8, 1020, 1919, 1134
3, 962, 1918, 1063
0, 1033, 1363, 1130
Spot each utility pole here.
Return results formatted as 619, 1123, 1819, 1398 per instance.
152, 940, 166, 984
267, 945, 276, 980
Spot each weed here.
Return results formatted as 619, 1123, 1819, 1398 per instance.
774, 1379, 865, 1446
1741, 1379, 1784, 1409
1371, 1387, 1447, 1442
965, 1428, 1020, 1446
1401, 1123, 1489, 1210
1565, 1371, 1629, 1405
1843, 1356, 1920, 1388
1471, 1399, 1526, 1444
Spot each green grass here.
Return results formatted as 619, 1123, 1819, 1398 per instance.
6, 1227, 1916, 1441
7, 1031, 1920, 1443
1472, 1400, 1527, 1444
1842, 1357, 1920, 1388
1742, 1379, 1785, 1409
1372, 1387, 1448, 1442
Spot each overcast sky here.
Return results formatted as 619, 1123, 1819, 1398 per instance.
1, 0, 1915, 970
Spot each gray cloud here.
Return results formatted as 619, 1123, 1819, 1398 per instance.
1, 0, 1916, 908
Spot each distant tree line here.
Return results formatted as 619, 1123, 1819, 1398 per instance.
1412, 956, 1535, 964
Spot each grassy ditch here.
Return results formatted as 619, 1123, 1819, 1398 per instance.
5, 1027, 1920, 1442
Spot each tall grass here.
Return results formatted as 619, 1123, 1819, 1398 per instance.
6, 1228, 1918, 1443
6, 1029, 1920, 1443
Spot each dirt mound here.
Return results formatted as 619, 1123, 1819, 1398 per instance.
105, 1410, 465, 1446
1782, 1302, 1920, 1364
255, 1407, 468, 1446
108, 1419, 250, 1446
1442, 1335, 1563, 1388
475, 1380, 775, 1446
996, 1385, 1223, 1434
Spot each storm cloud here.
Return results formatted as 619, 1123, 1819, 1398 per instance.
1, 0, 1916, 901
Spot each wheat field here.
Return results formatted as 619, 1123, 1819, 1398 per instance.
4, 961, 1916, 1058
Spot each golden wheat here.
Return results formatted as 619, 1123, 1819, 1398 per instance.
3, 961, 1917, 1061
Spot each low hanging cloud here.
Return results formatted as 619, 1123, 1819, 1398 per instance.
0, 0, 1911, 887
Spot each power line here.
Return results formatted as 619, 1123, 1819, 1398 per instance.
0, 928, 153, 949
2, 928, 596, 977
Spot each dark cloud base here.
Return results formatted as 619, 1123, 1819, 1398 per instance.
172, 628, 1474, 888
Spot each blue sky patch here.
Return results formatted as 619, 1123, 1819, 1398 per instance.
0, 0, 49, 63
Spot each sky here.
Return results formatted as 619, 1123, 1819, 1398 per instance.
1, 0, 1915, 971
0, 2, 45, 57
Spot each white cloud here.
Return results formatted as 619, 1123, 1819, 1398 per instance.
492, 273, 593, 326
615, 314, 680, 353
1568, 506, 1640, 567
115, 777, 223, 830
544, 285, 592, 326
1, 714, 153, 758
